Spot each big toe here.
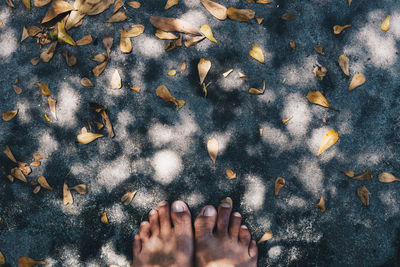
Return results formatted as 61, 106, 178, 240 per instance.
194, 205, 217, 239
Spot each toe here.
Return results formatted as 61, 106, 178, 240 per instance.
216, 203, 232, 236
139, 221, 151, 240
249, 240, 258, 260
229, 212, 242, 240
194, 205, 217, 239
239, 225, 251, 247
170, 201, 193, 236
157, 200, 172, 236
133, 234, 141, 256
148, 209, 160, 236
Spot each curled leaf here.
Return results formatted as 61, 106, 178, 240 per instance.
17, 256, 47, 267
35, 83, 51, 96
77, 132, 104, 144
378, 172, 400, 183
93, 60, 108, 77
238, 72, 248, 80
343, 170, 355, 177
155, 30, 178, 40
312, 66, 327, 81
281, 13, 296, 21
41, 0, 74, 24
221, 197, 233, 207
11, 167, 27, 183
223, 69, 233, 78
207, 138, 218, 165
333, 24, 351, 34
200, 24, 217, 43
352, 171, 372, 181
168, 69, 177, 76
2, 110, 18, 121
348, 73, 365, 91
48, 97, 57, 120
63, 181, 73, 205
338, 55, 349, 76
314, 45, 324, 55
106, 10, 127, 23
27, 26, 42, 37
101, 211, 108, 223
317, 194, 326, 212
103, 36, 114, 58
357, 186, 369, 206
38, 176, 53, 190
40, 42, 57, 63
150, 16, 200, 35
121, 190, 138, 205
381, 15, 390, 31
249, 46, 264, 63
200, 0, 227, 20
21, 27, 29, 43
92, 53, 107, 63
225, 169, 236, 179
165, 0, 178, 10
249, 81, 265, 95
71, 184, 87, 194
198, 58, 211, 84
274, 177, 285, 196
81, 77, 94, 87
317, 129, 339, 156
306, 90, 336, 110
5, 0, 15, 7
76, 34, 93, 45
63, 51, 77, 67
282, 116, 292, 124
113, 0, 123, 13
227, 7, 255, 22
4, 145, 17, 163
33, 185, 41, 194
257, 232, 273, 244
184, 36, 205, 47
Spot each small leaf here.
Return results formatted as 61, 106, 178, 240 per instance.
343, 170, 355, 177
381, 15, 390, 31
200, 24, 218, 43
338, 55, 349, 76
198, 58, 212, 84
13, 85, 22, 94
225, 169, 236, 179
35, 82, 51, 96
200, 0, 227, 20
63, 181, 73, 205
77, 132, 104, 144
120, 31, 132, 53
27, 26, 42, 37
238, 72, 248, 80
352, 171, 372, 181
34, 0, 51, 7
259, 128, 263, 136
57, 22, 76, 46
76, 34, 93, 45
180, 61, 187, 71
127, 1, 140, 8
38, 176, 53, 190
33, 185, 41, 194
274, 177, 285, 196
289, 41, 295, 52
17, 256, 47, 267
281, 13, 296, 20
30, 160, 41, 166
44, 114, 51, 122
249, 45, 264, 63
101, 211, 108, 223
48, 97, 57, 120
93, 61, 108, 77
150, 16, 200, 35
223, 69, 233, 78
91, 53, 107, 63
249, 81, 265, 95
113, 0, 123, 13
227, 7, 255, 22
121, 190, 138, 205
155, 29, 178, 40
184, 36, 205, 47
4, 145, 17, 163
110, 69, 122, 89
40, 42, 57, 63
81, 77, 94, 87
71, 184, 87, 194
317, 194, 326, 212
0, 250, 5, 265
207, 138, 218, 165
165, 0, 178, 10
317, 129, 339, 156
63, 51, 77, 67
18, 162, 31, 175
168, 69, 177, 76
221, 197, 232, 206
22, 0, 31, 10
124, 25, 145, 38
357, 186, 369, 206
130, 87, 141, 93
31, 57, 40, 65
333, 24, 351, 34
257, 232, 273, 244
103, 36, 114, 58
314, 45, 324, 55
11, 167, 27, 183
378, 172, 400, 183
306, 90, 336, 110
21, 27, 29, 43
155, 85, 185, 108
5, 0, 15, 8
282, 116, 293, 124
348, 73, 366, 91
106, 10, 127, 23
312, 66, 327, 81
348, 0, 352, 6
2, 110, 18, 121
33, 153, 47, 160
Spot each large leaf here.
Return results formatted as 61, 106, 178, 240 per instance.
150, 16, 200, 35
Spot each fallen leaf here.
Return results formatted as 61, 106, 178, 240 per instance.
57, 22, 76, 45
348, 73, 365, 91
11, 167, 27, 183
184, 36, 205, 47
343, 170, 355, 177
127, 1, 140, 8
256, 0, 271, 3
306, 90, 336, 110
249, 81, 265, 95
22, 0, 31, 10
238, 72, 248, 80
71, 184, 87, 194
27, 26, 42, 37
35, 83, 51, 96
33, 185, 41, 194
223, 69, 233, 78
282, 116, 293, 124
317, 194, 326, 212
165, 0, 178, 9
81, 77, 94, 87
96, 107, 115, 138
338, 55, 349, 76
256, 17, 264, 24
5, 0, 15, 8
103, 36, 113, 58
317, 129, 339, 156
113, 0, 123, 13
201, 83, 208, 97
18, 162, 31, 175
93, 60, 108, 77
207, 138, 218, 165
274, 177, 285, 196
41, 0, 74, 24
0, 250, 4, 265
130, 87, 141, 93
313, 66, 327, 80
227, 7, 255, 22
63, 51, 77, 67
34, 0, 51, 7
257, 232, 273, 244
106, 10, 127, 22
155, 85, 185, 108
281, 13, 296, 20
314, 45, 324, 55
63, 181, 73, 205
17, 256, 47, 267
33, 154, 46, 160
76, 34, 93, 45
381, 15, 390, 31
21, 27, 29, 43
165, 34, 182, 51
249, 45, 264, 63
38, 176, 53, 190
40, 42, 57, 63
48, 97, 57, 120
289, 41, 295, 52
101, 211, 108, 223
95, 121, 104, 130
352, 170, 372, 181
120, 30, 132, 53
92, 53, 107, 63
65, 10, 86, 30
2, 110, 18, 121
77, 132, 104, 144
124, 25, 145, 37
168, 69, 177, 76
225, 169, 236, 179
155, 29, 179, 40
180, 61, 187, 71
31, 57, 40, 65
12, 85, 22, 94
348, 0, 351, 6
150, 16, 200, 35
198, 58, 211, 84
30, 160, 41, 166
110, 69, 122, 89
121, 190, 138, 205
333, 24, 351, 34
4, 145, 17, 163
378, 172, 400, 183
200, 0, 227, 20
221, 197, 233, 206
200, 24, 218, 43
76, 0, 114, 15
357, 186, 369, 206
44, 114, 51, 122
7, 175, 14, 182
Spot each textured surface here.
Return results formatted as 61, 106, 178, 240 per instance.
1, 0, 400, 266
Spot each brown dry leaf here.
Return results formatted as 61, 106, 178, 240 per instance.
33, 185, 41, 194
33, 154, 46, 160
101, 211, 108, 223
103, 36, 113, 58
127, 1, 141, 8
313, 66, 327, 81
124, 25, 145, 37
57, 22, 76, 46
184, 36, 205, 47
63, 51, 77, 67
180, 61, 187, 71
21, 27, 29, 43
165, 34, 183, 51
106, 10, 127, 23
77, 132, 104, 144
41, 0, 74, 24
120, 30, 132, 53
238, 72, 248, 80
281, 13, 296, 20
155, 85, 185, 108
155, 29, 179, 40
92, 53, 107, 63
121, 190, 138, 205
306, 90, 336, 110
198, 58, 211, 84
81, 77, 94, 87
99, 109, 114, 138
48, 97, 57, 120
225, 169, 236, 179
274, 177, 285, 196
17, 257, 47, 267
357, 186, 369, 206
256, 0, 272, 3
18, 162, 32, 175
2, 110, 18, 121
352, 170, 372, 181
5, 0, 15, 7
314, 45, 324, 55
227, 7, 255, 22
34, 0, 51, 7
317, 129, 339, 156
130, 87, 141, 93
381, 15, 390, 31
7, 174, 14, 182
40, 42, 57, 63
22, 0, 31, 10
282, 116, 293, 124
38, 176, 53, 190
200, 0, 227, 20
13, 85, 22, 94
333, 24, 351, 34
44, 114, 51, 122
110, 69, 122, 89
168, 69, 177, 76
95, 121, 104, 130
249, 81, 265, 95
4, 145, 17, 163
257, 232, 273, 244
30, 160, 41, 166
165, 0, 178, 10
75, 0, 113, 15
11, 167, 27, 183
76, 34, 93, 45
71, 184, 87, 194
201, 83, 208, 97
249, 46, 264, 63
348, 73, 366, 91
150, 16, 200, 35
35, 83, 51, 96
317, 195, 326, 212
93, 60, 108, 77
65, 10, 86, 30
338, 55, 349, 76
63, 181, 73, 205
343, 170, 355, 177
378, 172, 400, 183
0, 250, 4, 265
289, 41, 295, 52
200, 24, 217, 43
27, 26, 42, 37
113, 0, 123, 13
223, 69, 233, 78
207, 138, 218, 165
31, 57, 40, 65
348, 0, 352, 6
221, 197, 233, 206
256, 17, 264, 24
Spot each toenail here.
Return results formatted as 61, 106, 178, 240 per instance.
203, 206, 216, 216
172, 201, 186, 213
241, 225, 248, 229
221, 203, 231, 208
141, 221, 148, 226
149, 209, 157, 215
233, 212, 241, 217
158, 200, 168, 206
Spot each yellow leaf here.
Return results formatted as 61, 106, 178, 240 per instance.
127, 1, 140, 8
124, 25, 145, 37
348, 0, 352, 6
222, 69, 233, 78
113, 0, 123, 13
3, 145, 17, 163
381, 15, 390, 31
34, 0, 51, 7
200, 0, 227, 20
249, 45, 264, 63
238, 72, 247, 80
63, 181, 73, 205
22, 0, 31, 10
338, 55, 349, 76
155, 29, 178, 40
333, 24, 351, 34
225, 169, 236, 179
35, 82, 51, 96
38, 176, 53, 190
256, 17, 264, 24
274, 177, 285, 196
180, 61, 187, 71
227, 7, 255, 22
33, 185, 41, 194
198, 58, 211, 84
317, 129, 339, 156
352, 171, 372, 181
257, 232, 273, 244
348, 73, 366, 91
30, 160, 41, 166
110, 69, 122, 89
357, 186, 369, 206
165, 0, 178, 10
57, 22, 76, 46
121, 190, 138, 205
81, 77, 94, 87
221, 197, 233, 206
378, 172, 400, 183
313, 66, 327, 81
44, 113, 51, 122
207, 138, 218, 165
168, 69, 177, 76
317, 194, 326, 212
17, 256, 47, 267
120, 30, 132, 53
93, 61, 108, 77
306, 90, 336, 110
2, 110, 18, 121
200, 24, 217, 43
77, 132, 104, 144
256, 0, 271, 3
282, 116, 293, 124
130, 87, 141, 93
71, 184, 87, 194
343, 170, 354, 177
106, 10, 127, 22
101, 211, 108, 223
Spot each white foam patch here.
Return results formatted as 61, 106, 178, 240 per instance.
36, 131, 59, 157
0, 27, 17, 60
241, 174, 266, 211
179, 10, 207, 29
282, 93, 312, 138
56, 83, 80, 128
59, 246, 82, 266
132, 34, 164, 58
101, 241, 130, 267
260, 123, 290, 153
96, 156, 131, 192
279, 217, 322, 243
280, 56, 318, 87
337, 110, 354, 135
128, 61, 146, 91
217, 70, 246, 92
151, 150, 183, 185
0, 8, 11, 24
390, 12, 400, 39
114, 110, 134, 139
182, 0, 202, 8
268, 246, 283, 259
290, 157, 323, 196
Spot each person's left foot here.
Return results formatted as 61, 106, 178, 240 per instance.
133, 200, 194, 267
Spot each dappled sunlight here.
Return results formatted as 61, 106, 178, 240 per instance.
101, 241, 130, 267
205, 130, 233, 155
290, 157, 323, 197
96, 156, 131, 192
179, 191, 205, 209
378, 189, 400, 220
151, 149, 183, 185
106, 203, 128, 225
390, 12, 400, 39
260, 123, 290, 154
56, 83, 81, 128
307, 126, 338, 160
356, 151, 384, 167
37, 131, 60, 157
58, 246, 82, 266
132, 34, 165, 59
216, 69, 246, 92
179, 10, 208, 29
277, 195, 309, 210
0, 9, 17, 61
280, 56, 318, 88
268, 245, 283, 260
241, 174, 266, 211
283, 93, 312, 139
277, 217, 322, 243
131, 187, 167, 211
15, 99, 31, 123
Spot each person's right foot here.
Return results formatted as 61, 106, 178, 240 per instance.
194, 202, 258, 267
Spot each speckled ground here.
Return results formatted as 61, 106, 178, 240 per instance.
1, 0, 400, 266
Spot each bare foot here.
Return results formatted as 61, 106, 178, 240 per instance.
194, 202, 258, 267
133, 200, 194, 267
